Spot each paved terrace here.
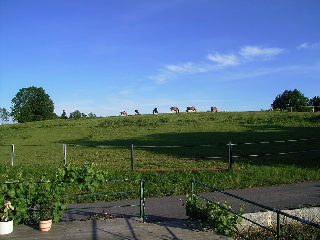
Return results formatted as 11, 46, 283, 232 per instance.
3, 180, 320, 239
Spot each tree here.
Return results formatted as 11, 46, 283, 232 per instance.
11, 87, 55, 123
0, 108, 10, 125
309, 96, 320, 112
87, 112, 97, 118
271, 89, 310, 111
69, 110, 82, 119
60, 110, 68, 119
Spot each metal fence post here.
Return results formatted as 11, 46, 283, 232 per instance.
277, 212, 281, 240
131, 144, 134, 170
140, 180, 145, 222
191, 181, 194, 201
63, 144, 67, 165
11, 144, 14, 166
229, 141, 232, 170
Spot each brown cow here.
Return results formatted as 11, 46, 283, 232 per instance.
170, 107, 179, 113
120, 111, 127, 116
211, 107, 218, 112
186, 106, 196, 113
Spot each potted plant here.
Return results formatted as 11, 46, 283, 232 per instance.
34, 181, 66, 231
0, 200, 14, 235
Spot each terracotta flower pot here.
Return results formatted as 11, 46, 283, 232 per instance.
39, 219, 52, 232
0, 219, 13, 235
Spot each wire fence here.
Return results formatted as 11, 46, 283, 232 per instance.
0, 137, 319, 170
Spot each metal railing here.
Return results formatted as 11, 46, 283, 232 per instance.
61, 179, 145, 222
0, 179, 145, 222
191, 180, 320, 239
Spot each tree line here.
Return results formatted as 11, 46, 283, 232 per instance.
271, 89, 320, 112
0, 86, 98, 124
0, 86, 319, 124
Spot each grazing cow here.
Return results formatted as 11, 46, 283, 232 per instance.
186, 106, 196, 113
135, 110, 140, 115
153, 108, 158, 114
211, 107, 218, 113
120, 111, 127, 116
170, 107, 179, 113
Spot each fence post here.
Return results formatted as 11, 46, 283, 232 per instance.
277, 212, 281, 240
63, 144, 67, 165
131, 144, 134, 170
191, 181, 194, 201
140, 180, 145, 222
11, 144, 14, 166
229, 141, 232, 170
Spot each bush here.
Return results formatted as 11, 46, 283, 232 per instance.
185, 195, 243, 237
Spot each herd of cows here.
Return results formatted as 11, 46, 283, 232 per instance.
120, 107, 218, 116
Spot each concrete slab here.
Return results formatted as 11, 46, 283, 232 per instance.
3, 218, 232, 240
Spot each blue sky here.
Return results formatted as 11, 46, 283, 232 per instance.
1, 0, 320, 119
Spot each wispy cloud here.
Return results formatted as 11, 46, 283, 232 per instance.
298, 42, 320, 49
166, 62, 210, 73
148, 45, 285, 84
207, 53, 239, 66
239, 46, 284, 60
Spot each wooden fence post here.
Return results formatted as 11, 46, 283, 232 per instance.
229, 141, 232, 170
131, 144, 134, 170
63, 144, 66, 165
11, 144, 14, 166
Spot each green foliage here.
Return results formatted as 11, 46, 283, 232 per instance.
56, 162, 107, 193
0, 107, 10, 125
87, 112, 97, 118
60, 110, 68, 119
271, 89, 310, 111
309, 96, 320, 112
0, 163, 108, 224
185, 195, 243, 237
69, 110, 82, 119
10, 86, 55, 123
33, 181, 66, 222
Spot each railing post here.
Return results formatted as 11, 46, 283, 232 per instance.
140, 180, 145, 222
11, 144, 14, 166
229, 141, 232, 170
277, 212, 281, 240
131, 144, 134, 170
191, 181, 194, 201
63, 144, 67, 165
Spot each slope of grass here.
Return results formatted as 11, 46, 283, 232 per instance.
0, 111, 319, 201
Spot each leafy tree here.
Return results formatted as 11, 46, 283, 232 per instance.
87, 112, 97, 118
309, 96, 320, 112
69, 110, 82, 119
271, 89, 310, 111
60, 110, 68, 119
0, 107, 10, 125
11, 87, 55, 123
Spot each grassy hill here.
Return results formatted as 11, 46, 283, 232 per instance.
0, 111, 319, 201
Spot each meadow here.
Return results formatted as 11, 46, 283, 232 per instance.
0, 111, 319, 202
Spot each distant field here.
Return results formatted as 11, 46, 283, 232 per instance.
0, 111, 319, 200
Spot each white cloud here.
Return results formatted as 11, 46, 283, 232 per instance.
166, 62, 209, 73
207, 53, 239, 66
148, 45, 285, 84
239, 46, 284, 60
148, 72, 171, 84
298, 42, 320, 49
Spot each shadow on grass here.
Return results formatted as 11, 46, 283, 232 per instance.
59, 125, 320, 169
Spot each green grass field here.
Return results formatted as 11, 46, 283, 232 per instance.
0, 111, 319, 201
